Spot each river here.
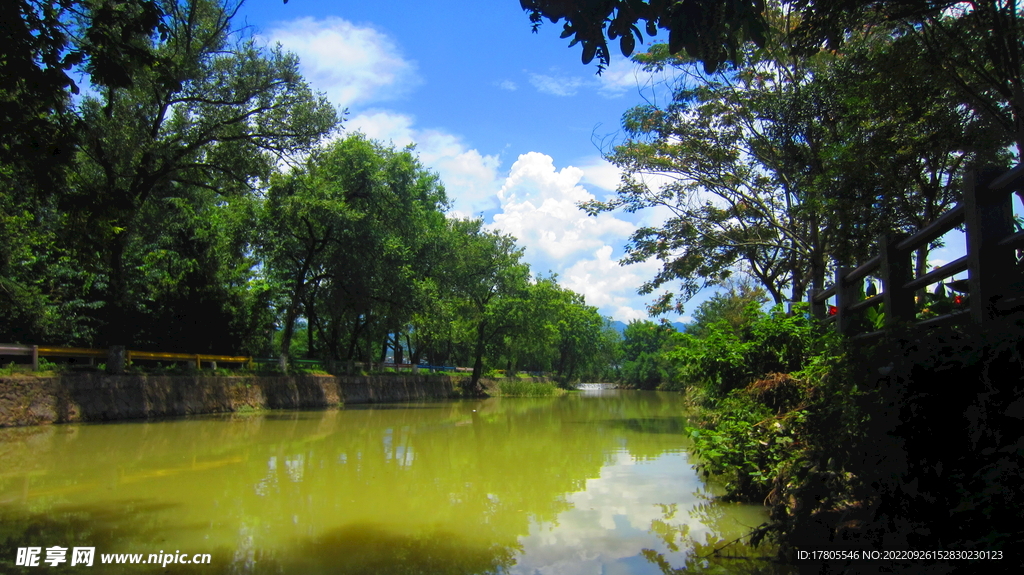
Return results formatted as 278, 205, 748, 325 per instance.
0, 389, 794, 574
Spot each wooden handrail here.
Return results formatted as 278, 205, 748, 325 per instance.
37, 346, 106, 358
127, 350, 249, 363
811, 164, 1022, 338
997, 229, 1024, 248
988, 163, 1024, 190
903, 256, 969, 293
895, 205, 965, 253
847, 293, 884, 314
812, 284, 837, 305
843, 254, 881, 286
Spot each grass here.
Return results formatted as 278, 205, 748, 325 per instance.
496, 380, 566, 397
0, 362, 63, 377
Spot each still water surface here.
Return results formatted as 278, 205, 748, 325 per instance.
0, 390, 793, 574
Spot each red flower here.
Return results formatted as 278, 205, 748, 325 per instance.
953, 295, 964, 305
828, 305, 838, 316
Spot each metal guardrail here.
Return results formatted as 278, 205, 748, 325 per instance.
3, 345, 479, 374
0, 344, 41, 370
1, 344, 252, 372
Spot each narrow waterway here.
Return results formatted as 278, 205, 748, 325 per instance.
0, 390, 793, 574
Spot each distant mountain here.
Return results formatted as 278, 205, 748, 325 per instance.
607, 319, 687, 335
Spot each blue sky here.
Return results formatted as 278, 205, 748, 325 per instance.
236, 0, 987, 323
237, 0, 698, 323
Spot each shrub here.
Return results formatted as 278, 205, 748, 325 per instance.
670, 303, 819, 397
688, 391, 807, 501
496, 380, 565, 397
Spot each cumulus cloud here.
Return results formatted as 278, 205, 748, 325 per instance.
489, 153, 633, 261
577, 157, 623, 193
526, 59, 658, 99
594, 58, 646, 98
347, 110, 503, 216
265, 17, 419, 110
486, 152, 674, 321
509, 452, 734, 575
559, 246, 663, 321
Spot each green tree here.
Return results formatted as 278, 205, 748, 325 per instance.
445, 221, 531, 390
1, 0, 164, 193
584, 6, 1007, 313
263, 133, 448, 370
67, 0, 337, 348
620, 319, 676, 388
521, 0, 768, 73
551, 289, 606, 385
262, 157, 355, 368
316, 135, 448, 367
687, 278, 768, 339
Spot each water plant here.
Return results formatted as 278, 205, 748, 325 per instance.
496, 380, 565, 397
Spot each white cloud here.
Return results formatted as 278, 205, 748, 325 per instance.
529, 73, 586, 97
347, 110, 503, 216
498, 80, 518, 91
265, 17, 419, 111
345, 109, 416, 146
487, 152, 679, 321
595, 58, 646, 98
526, 59, 660, 99
509, 452, 751, 575
490, 153, 633, 261
560, 246, 662, 319
577, 157, 623, 193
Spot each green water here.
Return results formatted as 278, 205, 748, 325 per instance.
0, 390, 792, 574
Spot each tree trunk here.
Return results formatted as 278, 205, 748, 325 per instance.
378, 333, 388, 364
394, 330, 404, 364
470, 321, 487, 392
279, 305, 297, 373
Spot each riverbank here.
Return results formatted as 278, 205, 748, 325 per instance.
0, 373, 554, 427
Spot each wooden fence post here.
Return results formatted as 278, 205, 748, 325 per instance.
880, 233, 915, 325
835, 267, 856, 335
963, 168, 1016, 327
31, 345, 38, 371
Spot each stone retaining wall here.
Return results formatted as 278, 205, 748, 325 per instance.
0, 372, 472, 428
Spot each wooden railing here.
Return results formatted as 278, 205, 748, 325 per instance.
811, 164, 1024, 340
0, 344, 251, 372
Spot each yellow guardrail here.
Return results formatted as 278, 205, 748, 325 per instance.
37, 346, 106, 358
127, 350, 251, 369
1, 343, 252, 371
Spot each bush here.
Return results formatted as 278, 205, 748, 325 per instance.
688, 392, 805, 501
496, 380, 565, 397
669, 303, 818, 396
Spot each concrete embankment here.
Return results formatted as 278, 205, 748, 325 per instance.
0, 372, 478, 428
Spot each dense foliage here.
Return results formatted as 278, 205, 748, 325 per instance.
3, 0, 1023, 562
564, 6, 1024, 559
0, 0, 617, 388
584, 5, 1012, 314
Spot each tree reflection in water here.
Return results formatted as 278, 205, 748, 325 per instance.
643, 495, 794, 575
1, 391, 793, 574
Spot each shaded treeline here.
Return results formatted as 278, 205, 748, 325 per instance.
0, 0, 619, 387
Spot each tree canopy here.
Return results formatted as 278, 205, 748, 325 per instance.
523, 0, 1023, 155
583, 1, 1012, 313
1, 0, 615, 386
